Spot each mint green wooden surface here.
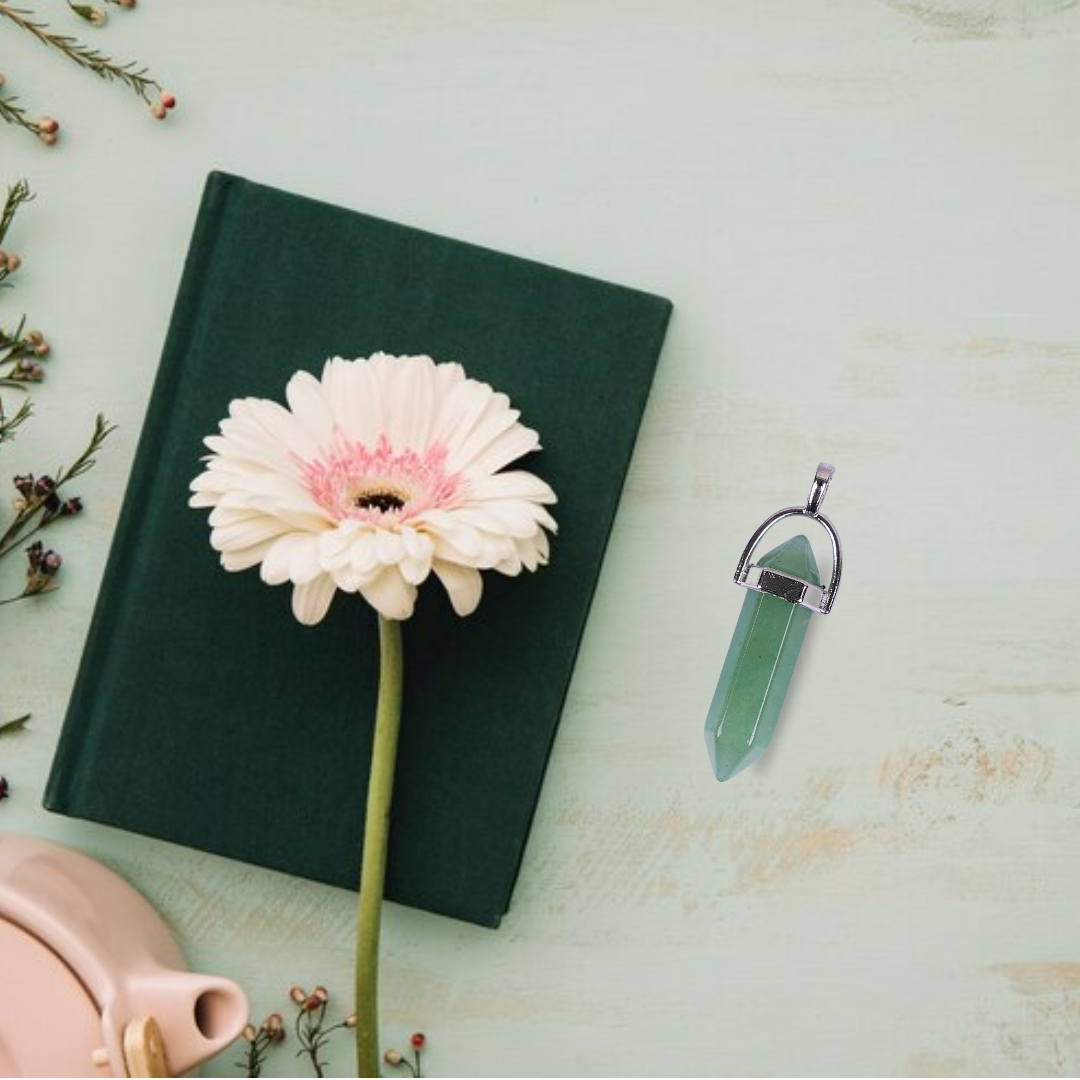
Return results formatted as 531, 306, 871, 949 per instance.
3, 2, 1079, 1075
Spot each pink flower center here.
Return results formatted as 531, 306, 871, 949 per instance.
298, 433, 462, 524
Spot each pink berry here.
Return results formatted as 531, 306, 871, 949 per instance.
160, 91, 177, 110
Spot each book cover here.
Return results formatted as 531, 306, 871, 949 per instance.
45, 172, 672, 928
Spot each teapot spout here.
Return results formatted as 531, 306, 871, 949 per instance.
110, 969, 248, 1077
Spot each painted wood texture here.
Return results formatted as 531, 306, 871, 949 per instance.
2, 2, 1078, 1075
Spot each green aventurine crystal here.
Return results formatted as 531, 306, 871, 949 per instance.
705, 535, 819, 782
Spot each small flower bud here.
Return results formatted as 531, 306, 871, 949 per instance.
0, 776, 9, 801
71, 4, 107, 25
242, 1024, 257, 1044
344, 1014, 357, 1029
383, 1049, 403, 1066
37, 117, 59, 135
34, 341, 51, 358
410, 1032, 426, 1050
26, 330, 44, 346
288, 985, 306, 1004
14, 357, 44, 382
38, 131, 58, 147
25, 540, 44, 571
303, 994, 321, 1013
262, 1012, 283, 1033
61, 496, 84, 516
160, 91, 177, 110
151, 102, 168, 121
4, 253, 21, 273
13, 475, 34, 498
313, 985, 328, 1003
33, 476, 56, 497
42, 549, 62, 574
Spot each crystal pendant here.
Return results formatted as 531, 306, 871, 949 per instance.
705, 464, 843, 782
705, 536, 818, 781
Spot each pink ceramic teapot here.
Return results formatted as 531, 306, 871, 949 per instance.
0, 832, 248, 1077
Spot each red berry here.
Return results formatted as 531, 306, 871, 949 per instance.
160, 92, 177, 110
410, 1032, 426, 1049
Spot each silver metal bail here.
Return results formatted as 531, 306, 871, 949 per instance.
806, 462, 833, 515
733, 462, 843, 615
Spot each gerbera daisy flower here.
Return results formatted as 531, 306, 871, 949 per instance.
190, 353, 557, 624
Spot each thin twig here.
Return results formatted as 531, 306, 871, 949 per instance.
0, 714, 29, 736
0, 413, 114, 551
0, 395, 32, 444
0, 95, 42, 138
0, 179, 33, 243
0, 2, 160, 103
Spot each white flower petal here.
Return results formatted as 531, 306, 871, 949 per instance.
459, 424, 541, 478
261, 533, 310, 586
451, 504, 548, 540
443, 395, 521, 474
210, 516, 291, 553
286, 370, 336, 448
358, 567, 417, 621
433, 560, 483, 616
257, 532, 323, 586
291, 574, 337, 625
349, 532, 380, 574
386, 354, 436, 449
221, 539, 277, 572
318, 521, 361, 567
419, 510, 484, 558
375, 529, 403, 566
399, 554, 433, 586
325, 355, 382, 446
465, 470, 558, 504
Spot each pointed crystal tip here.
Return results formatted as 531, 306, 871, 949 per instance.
757, 534, 820, 585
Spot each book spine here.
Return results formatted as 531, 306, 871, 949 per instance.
44, 172, 239, 813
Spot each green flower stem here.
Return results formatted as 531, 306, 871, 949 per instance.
356, 614, 404, 1077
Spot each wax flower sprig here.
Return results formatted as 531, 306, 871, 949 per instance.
238, 985, 364, 1078
193, 353, 557, 1075
1, 177, 112, 730
0, 1, 176, 144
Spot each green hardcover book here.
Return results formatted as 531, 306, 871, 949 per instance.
45, 172, 672, 928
